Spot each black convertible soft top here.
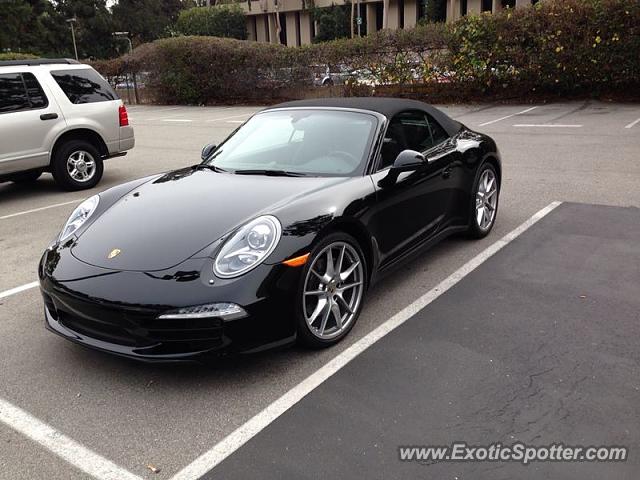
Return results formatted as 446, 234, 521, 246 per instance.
267, 97, 462, 137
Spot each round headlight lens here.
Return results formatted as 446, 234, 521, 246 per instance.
214, 215, 281, 278
59, 195, 99, 242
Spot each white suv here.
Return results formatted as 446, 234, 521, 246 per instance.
0, 58, 134, 191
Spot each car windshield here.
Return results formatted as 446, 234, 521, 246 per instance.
206, 109, 378, 177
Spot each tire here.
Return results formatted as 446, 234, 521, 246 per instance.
51, 140, 103, 191
10, 170, 43, 184
296, 232, 367, 348
467, 162, 500, 239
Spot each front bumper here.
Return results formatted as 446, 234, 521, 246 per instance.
39, 245, 301, 362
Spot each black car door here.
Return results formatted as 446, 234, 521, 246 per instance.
369, 110, 456, 268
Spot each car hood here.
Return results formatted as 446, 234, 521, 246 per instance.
71, 167, 346, 271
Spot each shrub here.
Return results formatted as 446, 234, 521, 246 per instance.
174, 5, 247, 40
93, 0, 640, 104
0, 52, 38, 61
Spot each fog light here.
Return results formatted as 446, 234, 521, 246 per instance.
158, 303, 247, 321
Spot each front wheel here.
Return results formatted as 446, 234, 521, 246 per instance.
296, 233, 367, 348
467, 163, 500, 238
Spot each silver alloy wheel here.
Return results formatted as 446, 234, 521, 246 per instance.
475, 169, 498, 231
303, 241, 364, 340
66, 150, 96, 183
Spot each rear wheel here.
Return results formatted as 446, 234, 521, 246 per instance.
467, 163, 499, 238
296, 232, 367, 348
10, 170, 42, 184
51, 140, 103, 191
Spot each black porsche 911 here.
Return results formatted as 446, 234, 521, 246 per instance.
39, 98, 501, 362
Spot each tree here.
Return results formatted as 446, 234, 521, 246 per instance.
0, 0, 48, 54
112, 0, 194, 45
424, 0, 447, 22
174, 5, 247, 39
312, 2, 352, 43
46, 0, 116, 58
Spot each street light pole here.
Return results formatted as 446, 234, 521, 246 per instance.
66, 17, 78, 60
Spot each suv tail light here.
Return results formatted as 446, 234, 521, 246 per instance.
119, 104, 129, 127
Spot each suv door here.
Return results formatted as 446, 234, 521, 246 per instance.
369, 110, 455, 267
0, 71, 65, 175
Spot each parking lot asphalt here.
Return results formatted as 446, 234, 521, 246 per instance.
206, 202, 640, 480
0, 101, 639, 479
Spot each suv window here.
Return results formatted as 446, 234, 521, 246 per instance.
23, 72, 48, 108
51, 68, 117, 104
0, 73, 27, 113
0, 72, 48, 113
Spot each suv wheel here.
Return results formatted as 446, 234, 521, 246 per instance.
51, 140, 103, 191
10, 170, 43, 184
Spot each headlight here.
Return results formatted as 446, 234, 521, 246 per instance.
214, 215, 281, 278
59, 195, 99, 241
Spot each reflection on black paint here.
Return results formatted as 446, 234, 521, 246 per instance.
283, 214, 333, 236
144, 270, 200, 282
153, 167, 197, 184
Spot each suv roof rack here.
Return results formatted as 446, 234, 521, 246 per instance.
0, 58, 81, 67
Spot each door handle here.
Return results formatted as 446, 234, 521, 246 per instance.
442, 166, 452, 178
40, 113, 58, 120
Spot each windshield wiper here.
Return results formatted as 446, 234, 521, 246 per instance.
233, 169, 307, 177
193, 163, 228, 173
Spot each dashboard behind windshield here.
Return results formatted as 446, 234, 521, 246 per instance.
206, 109, 378, 177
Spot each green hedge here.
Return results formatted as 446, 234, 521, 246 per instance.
0, 52, 38, 61
94, 0, 640, 104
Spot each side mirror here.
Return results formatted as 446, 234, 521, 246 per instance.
201, 143, 217, 161
392, 149, 426, 171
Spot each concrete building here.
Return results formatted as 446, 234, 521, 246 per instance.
240, 0, 537, 46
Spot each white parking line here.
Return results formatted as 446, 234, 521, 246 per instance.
513, 124, 582, 128
478, 106, 538, 127
169, 201, 562, 480
0, 398, 143, 480
625, 117, 640, 129
134, 106, 181, 116
0, 281, 39, 300
206, 113, 254, 123
226, 120, 244, 124
0, 199, 80, 221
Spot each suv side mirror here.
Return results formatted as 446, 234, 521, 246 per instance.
201, 143, 217, 161
392, 149, 426, 171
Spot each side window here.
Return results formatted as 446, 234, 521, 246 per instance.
426, 114, 449, 147
22, 73, 48, 109
50, 68, 118, 104
378, 110, 432, 170
0, 73, 28, 113
397, 111, 432, 151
